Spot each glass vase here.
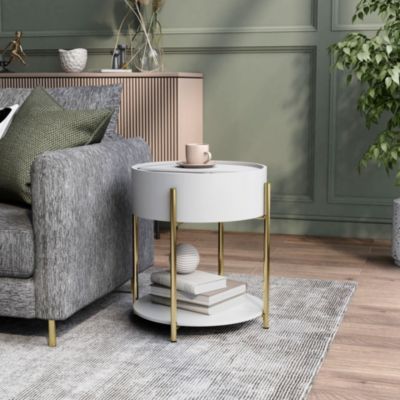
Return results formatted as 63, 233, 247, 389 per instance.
131, 29, 163, 72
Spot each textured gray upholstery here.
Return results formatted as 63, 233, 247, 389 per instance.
0, 203, 34, 278
0, 137, 153, 321
0, 85, 122, 139
0, 85, 153, 322
31, 138, 153, 320
0, 277, 35, 318
0, 88, 30, 107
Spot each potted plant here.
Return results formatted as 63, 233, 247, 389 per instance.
330, 0, 400, 265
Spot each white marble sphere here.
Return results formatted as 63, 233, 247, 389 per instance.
176, 243, 200, 274
59, 48, 88, 73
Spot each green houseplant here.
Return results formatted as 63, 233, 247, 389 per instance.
330, 0, 400, 181
330, 0, 400, 265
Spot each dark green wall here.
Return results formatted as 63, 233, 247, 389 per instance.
0, 0, 394, 238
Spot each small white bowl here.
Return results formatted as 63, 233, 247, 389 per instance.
59, 48, 88, 73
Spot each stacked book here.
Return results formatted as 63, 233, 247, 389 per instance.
150, 270, 246, 315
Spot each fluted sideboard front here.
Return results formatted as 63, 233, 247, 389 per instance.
0, 72, 203, 161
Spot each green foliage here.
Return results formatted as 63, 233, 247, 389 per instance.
330, 0, 400, 184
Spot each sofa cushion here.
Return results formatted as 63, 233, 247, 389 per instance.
0, 87, 113, 204
47, 85, 122, 139
0, 84, 122, 139
0, 203, 34, 278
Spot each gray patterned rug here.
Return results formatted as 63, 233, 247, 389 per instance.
0, 271, 356, 400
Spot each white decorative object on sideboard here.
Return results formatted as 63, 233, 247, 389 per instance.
0, 72, 203, 161
58, 49, 88, 73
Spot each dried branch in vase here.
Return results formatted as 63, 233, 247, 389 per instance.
112, 0, 166, 72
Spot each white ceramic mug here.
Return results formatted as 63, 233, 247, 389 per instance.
186, 143, 212, 164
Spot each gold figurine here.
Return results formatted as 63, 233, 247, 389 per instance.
0, 31, 27, 72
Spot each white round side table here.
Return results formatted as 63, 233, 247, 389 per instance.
131, 161, 270, 342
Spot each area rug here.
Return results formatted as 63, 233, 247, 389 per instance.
0, 271, 356, 400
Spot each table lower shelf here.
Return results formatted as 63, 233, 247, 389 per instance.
133, 294, 262, 327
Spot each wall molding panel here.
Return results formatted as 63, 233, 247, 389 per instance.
331, 0, 382, 32
0, 0, 318, 37
328, 69, 394, 208
161, 45, 318, 205
21, 44, 317, 208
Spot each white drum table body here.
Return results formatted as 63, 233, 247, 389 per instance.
131, 161, 266, 223
130, 161, 270, 341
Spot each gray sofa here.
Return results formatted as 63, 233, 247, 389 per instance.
0, 85, 153, 346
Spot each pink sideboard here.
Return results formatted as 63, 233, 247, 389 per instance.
0, 72, 203, 161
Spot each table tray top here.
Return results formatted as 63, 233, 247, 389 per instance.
133, 161, 266, 175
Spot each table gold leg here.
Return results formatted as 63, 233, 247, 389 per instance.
263, 182, 271, 329
131, 215, 139, 302
170, 188, 177, 342
218, 222, 224, 275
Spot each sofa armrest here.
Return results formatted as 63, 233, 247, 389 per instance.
31, 138, 153, 320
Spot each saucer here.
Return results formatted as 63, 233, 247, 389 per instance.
177, 161, 216, 169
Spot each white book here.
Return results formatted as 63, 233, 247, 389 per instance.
100, 69, 132, 73
150, 280, 246, 306
151, 294, 246, 315
150, 270, 226, 295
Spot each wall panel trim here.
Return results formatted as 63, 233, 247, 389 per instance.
327, 67, 393, 207
0, 0, 318, 37
331, 0, 382, 32
273, 212, 390, 224
0, 26, 317, 38
166, 45, 318, 204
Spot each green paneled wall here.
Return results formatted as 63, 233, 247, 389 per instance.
0, 0, 395, 238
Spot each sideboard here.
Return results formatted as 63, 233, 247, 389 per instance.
0, 72, 203, 161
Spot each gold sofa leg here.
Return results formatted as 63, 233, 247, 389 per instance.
48, 320, 57, 347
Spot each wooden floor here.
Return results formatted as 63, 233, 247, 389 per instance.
155, 230, 400, 400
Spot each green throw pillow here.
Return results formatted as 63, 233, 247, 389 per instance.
0, 87, 113, 204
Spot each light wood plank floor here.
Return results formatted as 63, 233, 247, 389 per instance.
155, 230, 400, 400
